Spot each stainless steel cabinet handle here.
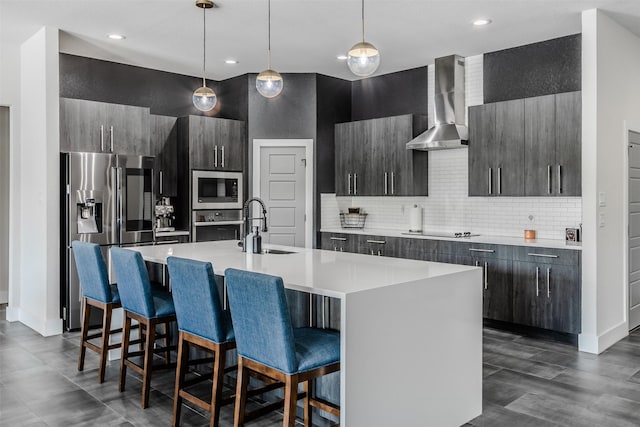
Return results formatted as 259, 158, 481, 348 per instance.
377, 250, 381, 256
159, 171, 164, 195
347, 173, 352, 195
547, 165, 552, 194
366, 240, 386, 244
484, 261, 488, 290
488, 168, 492, 195
340, 247, 343, 252
384, 172, 388, 195
330, 237, 347, 241
109, 126, 114, 152
391, 172, 395, 195
475, 260, 479, 266
354, 173, 358, 195
100, 125, 105, 151
469, 248, 494, 253
221, 146, 225, 168
535, 266, 540, 297
547, 267, 551, 298
557, 165, 562, 194
497, 167, 502, 195
527, 253, 559, 258
214, 146, 218, 167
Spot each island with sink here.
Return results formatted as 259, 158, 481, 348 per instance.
132, 239, 482, 426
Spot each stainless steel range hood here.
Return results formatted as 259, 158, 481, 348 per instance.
406, 55, 468, 150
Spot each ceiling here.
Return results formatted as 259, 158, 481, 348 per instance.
2, 0, 640, 81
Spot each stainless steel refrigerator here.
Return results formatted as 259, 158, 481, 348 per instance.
61, 152, 155, 330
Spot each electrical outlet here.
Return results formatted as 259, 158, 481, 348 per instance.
599, 192, 606, 207
599, 212, 606, 228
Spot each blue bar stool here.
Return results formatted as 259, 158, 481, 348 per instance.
166, 256, 236, 427
111, 247, 177, 409
72, 241, 122, 384
225, 268, 341, 427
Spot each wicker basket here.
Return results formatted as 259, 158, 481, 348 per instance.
339, 212, 367, 229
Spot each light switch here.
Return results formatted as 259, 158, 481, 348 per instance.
599, 192, 606, 207
599, 212, 606, 228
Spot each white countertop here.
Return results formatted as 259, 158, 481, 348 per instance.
320, 227, 582, 250
132, 240, 479, 298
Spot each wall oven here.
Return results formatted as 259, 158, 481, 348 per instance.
192, 170, 243, 210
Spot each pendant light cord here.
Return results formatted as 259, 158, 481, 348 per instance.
361, 0, 365, 43
267, 0, 272, 69
202, 5, 207, 87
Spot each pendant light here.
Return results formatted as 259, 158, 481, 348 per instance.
347, 0, 380, 77
256, 0, 283, 98
192, 0, 217, 112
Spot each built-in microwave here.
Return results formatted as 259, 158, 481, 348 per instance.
192, 170, 243, 210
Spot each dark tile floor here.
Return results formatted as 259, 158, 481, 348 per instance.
2, 303, 640, 427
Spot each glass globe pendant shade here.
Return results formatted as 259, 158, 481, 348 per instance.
256, 69, 283, 98
193, 85, 217, 112
347, 41, 380, 77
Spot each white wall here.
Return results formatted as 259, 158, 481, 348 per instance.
11, 27, 61, 335
580, 9, 640, 353
0, 107, 9, 304
1, 38, 22, 317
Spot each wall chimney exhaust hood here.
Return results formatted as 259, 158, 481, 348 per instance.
406, 55, 468, 150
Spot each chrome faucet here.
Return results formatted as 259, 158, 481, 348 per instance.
241, 197, 268, 252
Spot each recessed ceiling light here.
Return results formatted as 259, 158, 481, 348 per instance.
336, 55, 348, 60
107, 34, 126, 40
225, 59, 238, 64
472, 19, 492, 26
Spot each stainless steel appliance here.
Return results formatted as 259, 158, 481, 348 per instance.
61, 152, 155, 330
155, 197, 175, 232
192, 209, 243, 242
192, 170, 243, 210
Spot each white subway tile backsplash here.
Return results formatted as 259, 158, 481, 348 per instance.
321, 149, 582, 240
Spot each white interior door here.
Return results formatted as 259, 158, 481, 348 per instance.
259, 146, 306, 247
629, 130, 640, 330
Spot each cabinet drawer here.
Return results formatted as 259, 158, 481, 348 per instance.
512, 246, 580, 266
451, 242, 513, 259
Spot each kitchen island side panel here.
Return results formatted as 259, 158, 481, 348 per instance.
341, 268, 482, 426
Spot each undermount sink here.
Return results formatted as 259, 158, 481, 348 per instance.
261, 249, 296, 255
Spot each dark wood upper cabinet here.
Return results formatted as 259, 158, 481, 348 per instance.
555, 91, 582, 196
469, 91, 581, 197
184, 115, 246, 171
150, 115, 178, 197
60, 98, 150, 155
335, 114, 428, 197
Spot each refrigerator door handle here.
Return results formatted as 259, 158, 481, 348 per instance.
116, 166, 123, 245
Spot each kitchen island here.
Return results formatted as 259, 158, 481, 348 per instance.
132, 240, 482, 426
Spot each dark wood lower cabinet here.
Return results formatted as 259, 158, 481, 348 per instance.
512, 261, 580, 334
318, 232, 580, 334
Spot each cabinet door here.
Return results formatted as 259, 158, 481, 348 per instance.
525, 95, 556, 196
189, 116, 215, 170
481, 258, 513, 322
388, 115, 415, 196
495, 99, 525, 196
468, 104, 496, 196
335, 122, 353, 196
220, 119, 245, 171
107, 103, 150, 155
540, 263, 581, 333
60, 98, 108, 153
555, 91, 581, 196
150, 115, 178, 197
512, 261, 546, 328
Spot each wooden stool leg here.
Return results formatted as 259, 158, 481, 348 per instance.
303, 380, 312, 427
234, 357, 250, 427
172, 332, 188, 427
78, 298, 91, 372
284, 375, 299, 427
98, 304, 113, 383
210, 344, 226, 427
119, 313, 132, 392
141, 319, 156, 409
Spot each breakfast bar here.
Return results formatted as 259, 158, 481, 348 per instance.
132, 240, 483, 426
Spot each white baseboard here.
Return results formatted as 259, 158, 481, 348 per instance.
579, 321, 628, 354
0, 290, 7, 304
14, 308, 63, 336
